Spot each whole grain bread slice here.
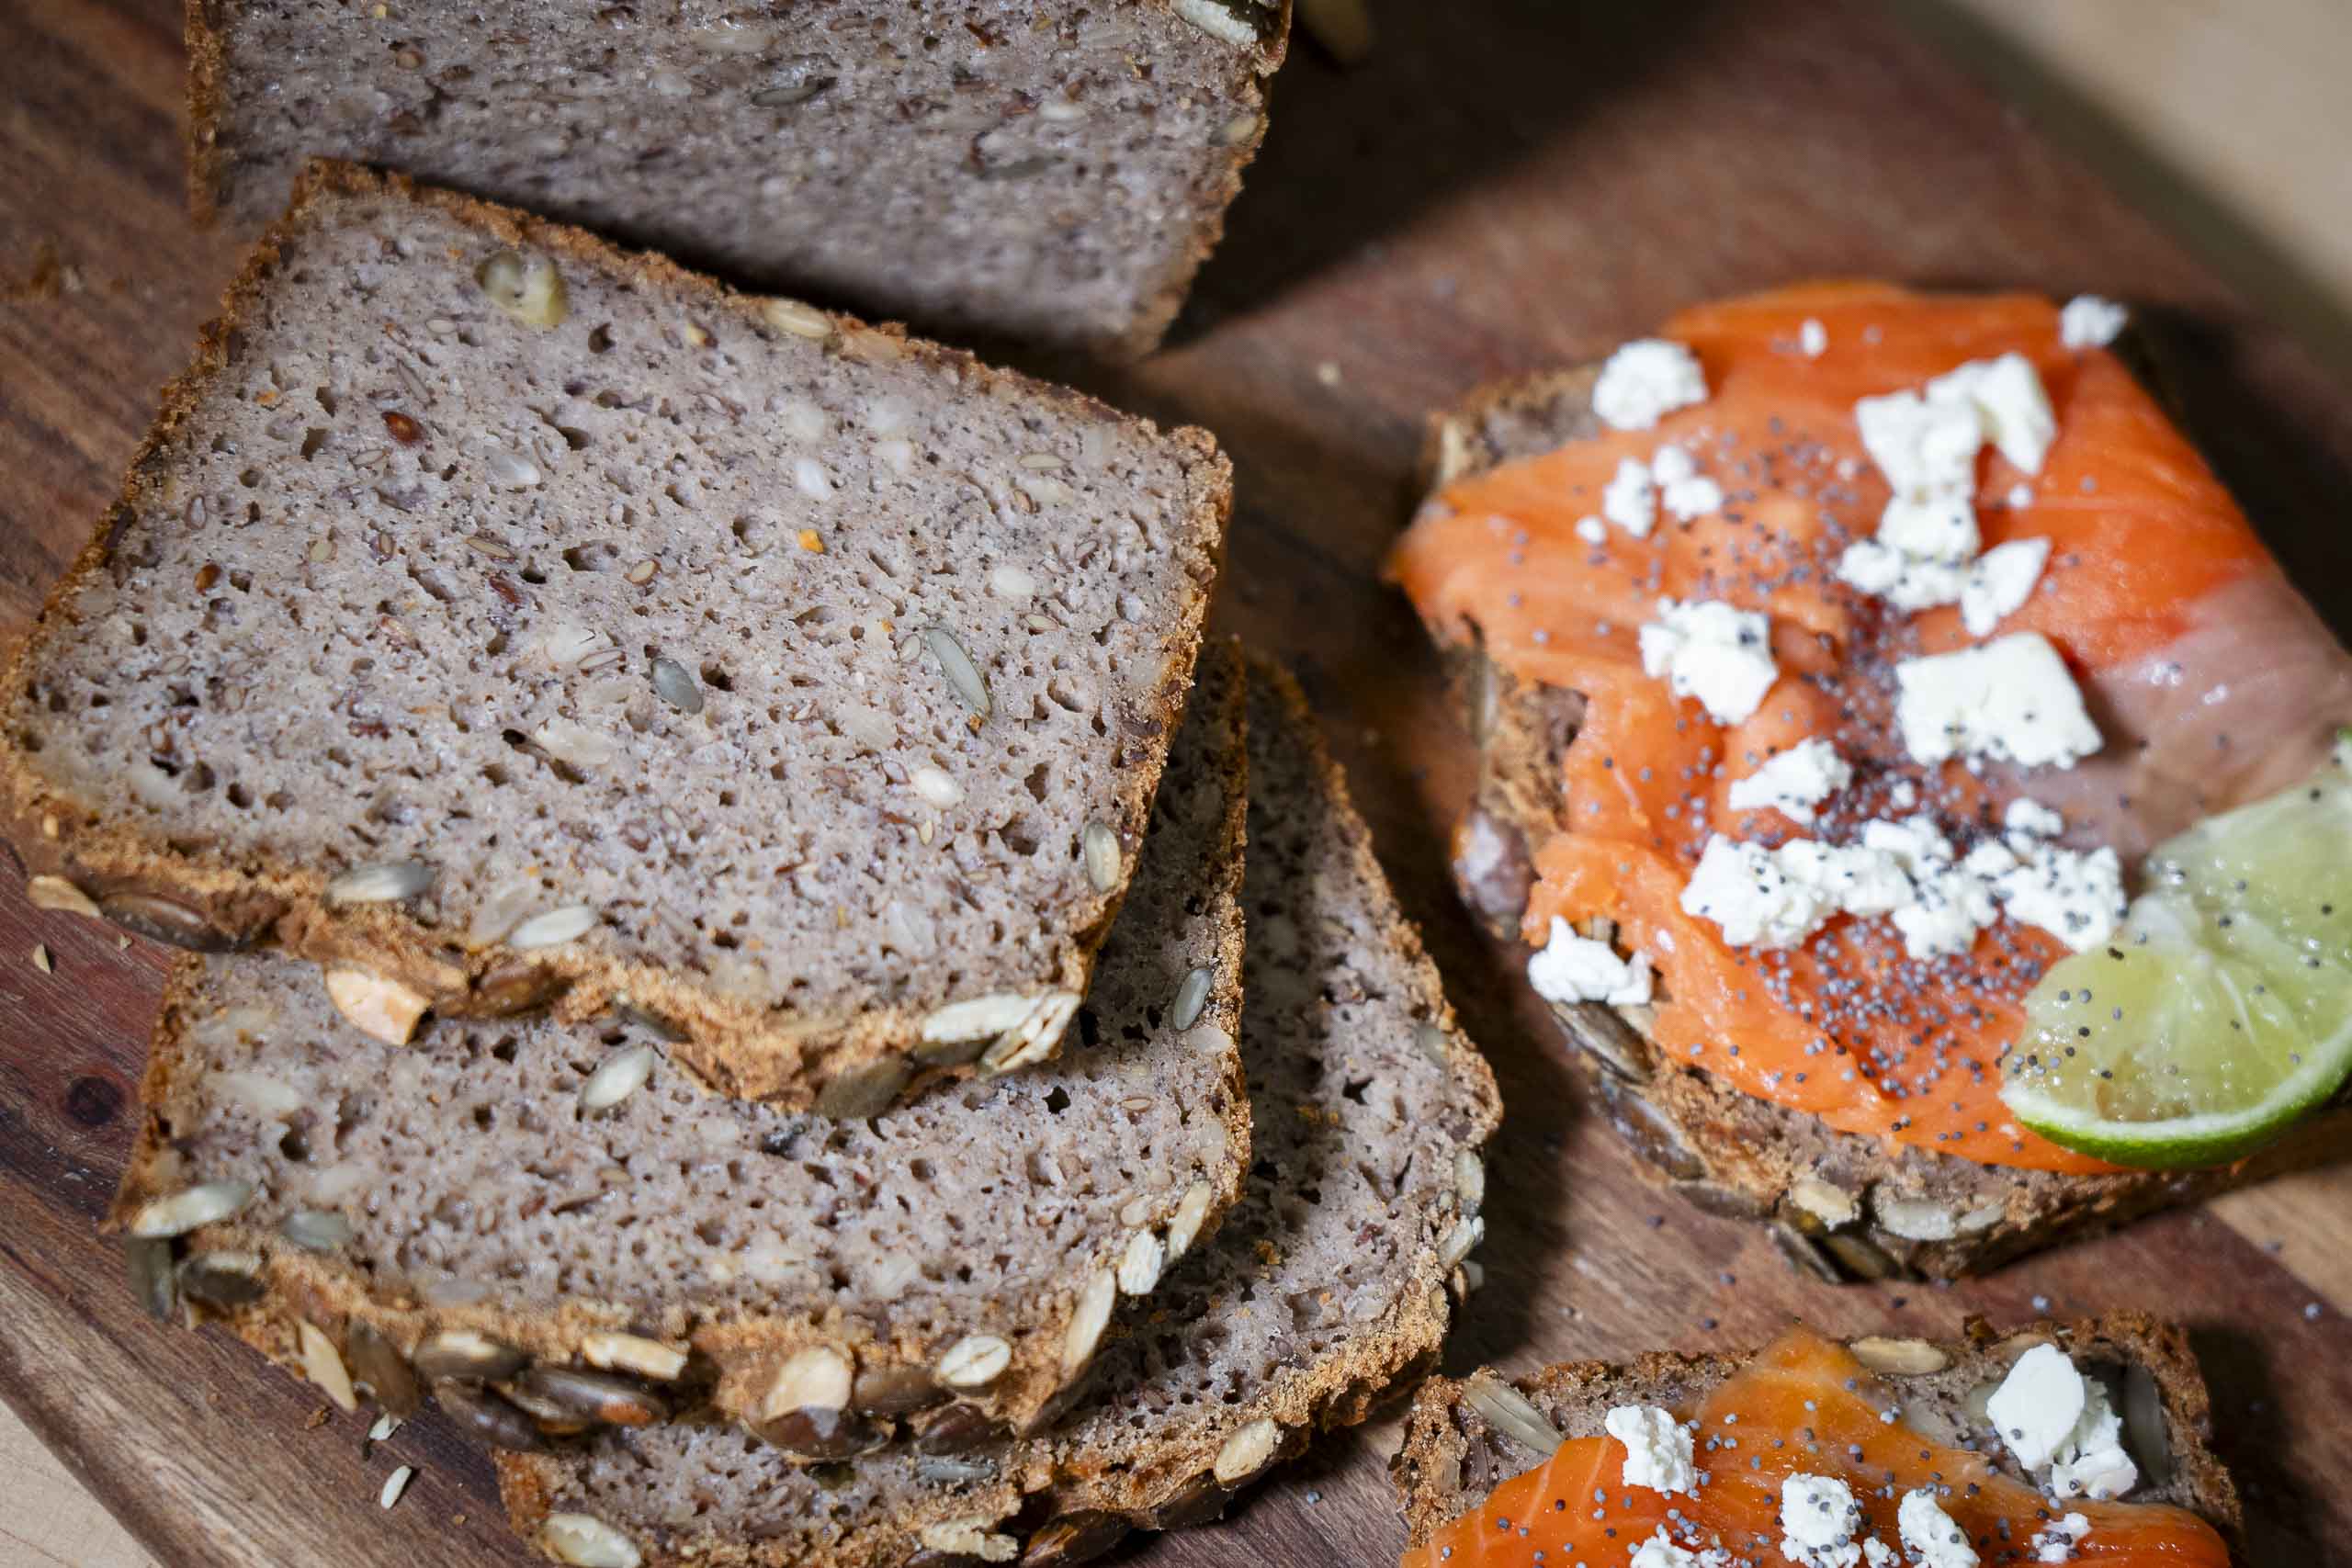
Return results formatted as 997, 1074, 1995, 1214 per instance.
1393, 1314, 2243, 1556
187, 1, 1290, 360
110, 640, 1251, 1446
1416, 365, 2352, 1281
492, 657, 1504, 1568
3, 160, 1230, 1114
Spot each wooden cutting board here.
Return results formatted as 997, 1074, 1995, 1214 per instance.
3, 1, 2347, 1563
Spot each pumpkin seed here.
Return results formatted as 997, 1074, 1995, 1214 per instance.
1170, 966, 1213, 1032
435, 1380, 547, 1451
100, 890, 237, 952
323, 860, 435, 905
349, 1323, 423, 1416
280, 1209, 355, 1251
515, 1364, 671, 1427
579, 1043, 657, 1113
129, 1179, 254, 1238
177, 1251, 265, 1309
848, 1363, 944, 1416
413, 1328, 528, 1382
649, 656, 703, 715
921, 626, 990, 720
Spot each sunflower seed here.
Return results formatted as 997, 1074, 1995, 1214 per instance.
413, 1328, 528, 1382
580, 1332, 688, 1382
349, 1323, 423, 1416
1462, 1371, 1562, 1454
129, 1179, 254, 1238
1058, 1269, 1116, 1380
649, 655, 703, 714
100, 890, 236, 952
980, 990, 1080, 1075
922, 626, 990, 720
1116, 1230, 1164, 1296
579, 1044, 657, 1113
379, 1464, 414, 1510
300, 1320, 359, 1412
761, 298, 831, 340
1170, 966, 1213, 1032
1788, 1174, 1860, 1228
936, 1335, 1012, 1390
921, 992, 1036, 1043
27, 875, 100, 918
539, 1515, 643, 1568
515, 1365, 671, 1426
1164, 1180, 1216, 1262
1212, 1417, 1282, 1483
510, 904, 598, 950
435, 1380, 547, 1451
322, 966, 430, 1046
323, 860, 435, 905
477, 249, 568, 329
124, 1236, 176, 1320
1871, 1192, 1958, 1242
1848, 1336, 1950, 1376
1080, 822, 1120, 892
1437, 1214, 1485, 1270
1454, 1150, 1486, 1213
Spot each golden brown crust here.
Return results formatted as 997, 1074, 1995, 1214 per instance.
2, 158, 1232, 1115
1392, 1314, 2245, 1555
183, 0, 230, 228
1408, 359, 2352, 1280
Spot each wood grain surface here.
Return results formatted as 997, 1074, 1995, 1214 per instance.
2, 1, 2348, 1565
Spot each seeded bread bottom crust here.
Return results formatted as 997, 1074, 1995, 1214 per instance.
1390, 1313, 2245, 1555
492, 658, 1505, 1568
1413, 364, 2352, 1281
0, 159, 1233, 1117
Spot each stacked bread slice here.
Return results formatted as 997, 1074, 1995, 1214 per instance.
26, 168, 1501, 1566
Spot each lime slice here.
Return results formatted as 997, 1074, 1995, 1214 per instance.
2000, 737, 2352, 1168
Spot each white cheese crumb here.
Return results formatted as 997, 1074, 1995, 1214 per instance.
1800, 318, 1828, 357
1960, 536, 2051, 637
1862, 817, 1998, 959
2004, 797, 2066, 839
1894, 634, 2101, 771
1928, 352, 2057, 476
1652, 444, 1725, 521
1631, 1531, 1702, 1568
2007, 481, 2035, 510
1575, 514, 1608, 544
2031, 1514, 2094, 1563
1987, 1344, 2087, 1470
1780, 1472, 1864, 1567
1604, 456, 1659, 536
1861, 1540, 1898, 1568
1681, 836, 1841, 949
1836, 539, 1965, 613
2060, 295, 2129, 350
1898, 1490, 1979, 1568
2045, 1376, 2139, 1500
1994, 842, 2126, 951
1877, 489, 1981, 561
1594, 338, 1710, 431
1728, 739, 1853, 824
1528, 918, 1654, 1007
1604, 1404, 1697, 1495
1639, 599, 1778, 725
1854, 389, 1984, 496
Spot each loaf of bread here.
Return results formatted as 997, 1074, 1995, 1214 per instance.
493, 659, 1504, 1568
187, 3, 1290, 358
3, 162, 1231, 1112
112, 640, 1251, 1449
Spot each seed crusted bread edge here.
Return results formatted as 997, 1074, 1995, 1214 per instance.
492, 654, 1505, 1568
1390, 1313, 2244, 1555
0, 157, 1233, 1115
1409, 358, 2352, 1280
104, 642, 1256, 1443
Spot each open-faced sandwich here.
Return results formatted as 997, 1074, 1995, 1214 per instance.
1392, 284, 2352, 1278
1392, 1315, 2239, 1567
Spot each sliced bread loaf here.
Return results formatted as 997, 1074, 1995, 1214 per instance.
110, 639, 1250, 1445
1418, 365, 2352, 1280
492, 657, 1504, 1568
187, 3, 1289, 359
1394, 1314, 2243, 1556
4, 161, 1230, 1112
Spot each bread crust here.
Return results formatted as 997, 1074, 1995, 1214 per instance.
0, 159, 1232, 1115
493, 656, 1505, 1568
1409, 359, 2352, 1280
1391, 1314, 2245, 1555
180, 3, 1290, 362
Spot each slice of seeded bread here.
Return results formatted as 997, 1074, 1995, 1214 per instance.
492, 657, 1505, 1568
187, 2, 1289, 360
1417, 366, 2352, 1281
2, 161, 1231, 1114
1392, 1314, 2244, 1554
111, 639, 1250, 1448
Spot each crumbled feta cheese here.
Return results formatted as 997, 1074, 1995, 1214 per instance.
2007, 481, 2036, 510
1928, 352, 2057, 476
1528, 918, 1654, 1007
1653, 444, 1725, 520
1898, 1490, 1979, 1568
2045, 1377, 2138, 1500
1728, 739, 1853, 824
1800, 318, 1828, 357
1594, 338, 1710, 430
1780, 1473, 1864, 1568
1681, 836, 1841, 949
2060, 295, 2128, 350
1836, 539, 1966, 613
1604, 456, 1659, 536
2004, 797, 2066, 839
1987, 1344, 2088, 1470
1960, 536, 2051, 637
1631, 1530, 1702, 1568
1575, 514, 1607, 544
1894, 634, 2102, 771
1652, 444, 1697, 486
1889, 779, 1919, 809
1640, 599, 1778, 725
1604, 1403, 1697, 1495
2030, 1514, 2093, 1563
1877, 489, 1981, 561
1994, 842, 2126, 952
1861, 1540, 1897, 1568
1854, 389, 1984, 496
